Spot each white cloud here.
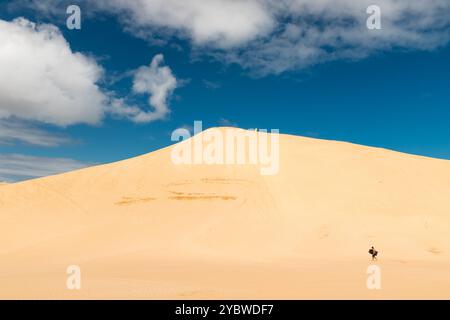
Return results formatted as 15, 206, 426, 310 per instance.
225, 0, 450, 75
0, 17, 179, 131
217, 118, 237, 127
203, 80, 221, 90
0, 153, 91, 182
110, 54, 178, 123
0, 119, 71, 146
47, 0, 450, 75
0, 17, 107, 126
94, 0, 274, 48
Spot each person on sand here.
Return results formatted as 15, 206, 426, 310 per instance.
369, 246, 378, 261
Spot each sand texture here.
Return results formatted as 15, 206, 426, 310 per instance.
1, 128, 449, 299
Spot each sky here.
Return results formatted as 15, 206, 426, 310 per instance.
0, 0, 449, 181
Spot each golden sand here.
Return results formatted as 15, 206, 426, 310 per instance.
0, 128, 449, 299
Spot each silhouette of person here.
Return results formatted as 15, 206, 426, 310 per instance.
369, 246, 378, 260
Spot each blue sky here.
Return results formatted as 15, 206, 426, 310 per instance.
0, 0, 449, 181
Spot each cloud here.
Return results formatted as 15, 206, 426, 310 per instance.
224, 0, 450, 75
0, 119, 71, 146
0, 17, 179, 134
6, 0, 274, 48
217, 118, 237, 127
25, 0, 449, 75
0, 17, 107, 126
94, 0, 274, 48
110, 54, 178, 123
0, 153, 91, 182
203, 80, 221, 90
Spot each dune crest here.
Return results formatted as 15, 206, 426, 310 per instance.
1, 128, 450, 299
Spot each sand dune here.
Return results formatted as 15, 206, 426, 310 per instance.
0, 128, 449, 299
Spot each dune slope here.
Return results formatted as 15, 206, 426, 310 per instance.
0, 128, 449, 299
